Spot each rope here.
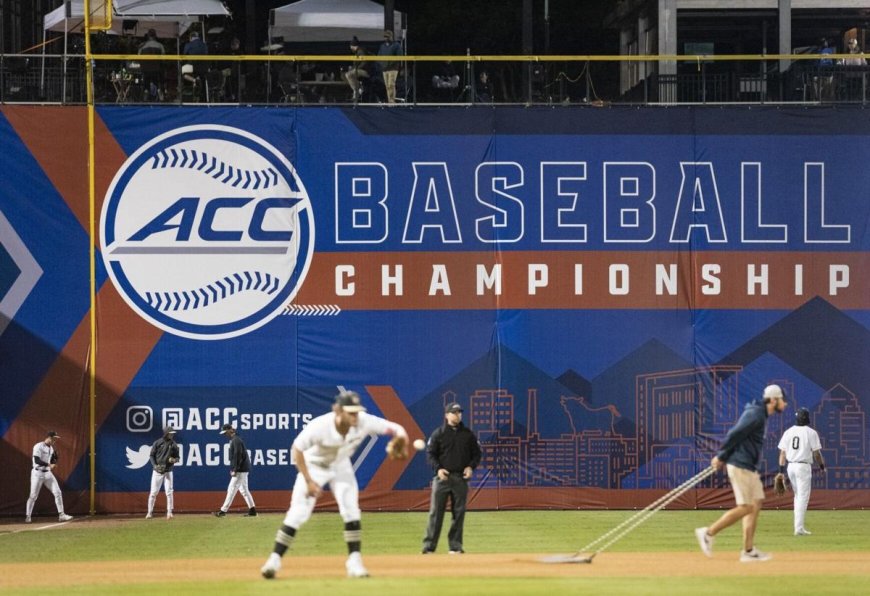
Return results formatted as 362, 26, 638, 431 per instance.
571, 465, 715, 559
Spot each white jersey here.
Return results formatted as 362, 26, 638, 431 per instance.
778, 425, 822, 464
292, 411, 402, 469
32, 441, 55, 472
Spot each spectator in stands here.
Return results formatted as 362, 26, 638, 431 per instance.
182, 30, 209, 101
815, 38, 835, 100
475, 70, 494, 103
138, 28, 164, 55
138, 29, 165, 102
842, 37, 867, 101
818, 37, 835, 67
378, 30, 402, 103
183, 30, 208, 56
344, 36, 370, 101
844, 37, 867, 66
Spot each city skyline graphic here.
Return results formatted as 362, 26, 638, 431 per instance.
402, 298, 869, 491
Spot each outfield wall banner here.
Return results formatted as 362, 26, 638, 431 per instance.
1, 105, 868, 515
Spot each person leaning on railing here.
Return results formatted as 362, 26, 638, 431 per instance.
842, 37, 867, 101
843, 37, 867, 66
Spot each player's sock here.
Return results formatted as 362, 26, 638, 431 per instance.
273, 524, 296, 556
344, 520, 361, 554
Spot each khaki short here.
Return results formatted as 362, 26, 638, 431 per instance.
726, 464, 765, 505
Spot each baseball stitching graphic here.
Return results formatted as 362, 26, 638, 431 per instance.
101, 125, 315, 340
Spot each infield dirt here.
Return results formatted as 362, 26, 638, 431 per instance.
0, 551, 865, 589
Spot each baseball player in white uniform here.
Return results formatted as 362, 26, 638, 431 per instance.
25, 431, 73, 523
777, 407, 825, 536
261, 390, 408, 580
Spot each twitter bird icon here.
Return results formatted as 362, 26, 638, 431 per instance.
126, 445, 151, 469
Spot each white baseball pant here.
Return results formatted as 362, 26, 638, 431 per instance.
787, 462, 813, 532
147, 470, 174, 515
26, 470, 65, 517
283, 459, 360, 528
220, 471, 256, 511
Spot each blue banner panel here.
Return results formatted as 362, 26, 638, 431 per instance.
1, 105, 868, 515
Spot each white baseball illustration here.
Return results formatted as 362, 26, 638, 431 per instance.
413, 439, 426, 451
101, 125, 314, 340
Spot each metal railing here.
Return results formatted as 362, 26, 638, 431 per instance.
1, 52, 868, 106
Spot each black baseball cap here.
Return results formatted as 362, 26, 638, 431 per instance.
163, 426, 177, 435
445, 402, 463, 414
47, 431, 60, 438
335, 391, 366, 413
219, 423, 235, 435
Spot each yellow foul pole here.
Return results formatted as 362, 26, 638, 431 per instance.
84, 0, 97, 516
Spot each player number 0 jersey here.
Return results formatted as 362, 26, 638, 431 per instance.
777, 425, 821, 463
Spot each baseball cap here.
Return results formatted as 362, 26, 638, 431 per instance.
763, 384, 786, 401
445, 402, 463, 414
163, 426, 178, 435
219, 423, 234, 435
335, 391, 366, 413
47, 431, 60, 438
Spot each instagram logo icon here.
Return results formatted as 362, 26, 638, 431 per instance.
126, 405, 153, 432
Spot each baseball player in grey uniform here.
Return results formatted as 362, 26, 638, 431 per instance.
146, 427, 180, 519
260, 390, 408, 580
25, 431, 73, 523
777, 407, 825, 536
214, 423, 257, 517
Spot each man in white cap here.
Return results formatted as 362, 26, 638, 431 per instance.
260, 390, 408, 580
146, 426, 180, 519
25, 431, 73, 523
695, 384, 788, 562
214, 423, 257, 517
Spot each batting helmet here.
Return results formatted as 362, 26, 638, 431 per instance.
796, 407, 810, 426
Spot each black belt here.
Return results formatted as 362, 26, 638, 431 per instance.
789, 461, 811, 465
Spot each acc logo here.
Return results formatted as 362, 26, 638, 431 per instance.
100, 125, 314, 340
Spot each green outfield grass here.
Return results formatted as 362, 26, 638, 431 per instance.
2, 510, 868, 595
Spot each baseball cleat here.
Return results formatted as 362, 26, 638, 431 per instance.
213, 510, 226, 517
145, 513, 153, 519
448, 549, 465, 554
244, 507, 258, 517
261, 554, 281, 579
795, 528, 812, 536
166, 512, 173, 520
740, 547, 772, 563
694, 527, 714, 557
25, 517, 31, 523
58, 513, 73, 522
345, 552, 370, 578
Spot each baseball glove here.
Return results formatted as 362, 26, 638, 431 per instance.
385, 435, 409, 460
774, 472, 787, 496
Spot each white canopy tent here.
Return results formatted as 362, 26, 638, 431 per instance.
44, 0, 229, 38
269, 0, 404, 44
42, 0, 230, 99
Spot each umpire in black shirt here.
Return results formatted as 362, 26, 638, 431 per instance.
422, 402, 481, 554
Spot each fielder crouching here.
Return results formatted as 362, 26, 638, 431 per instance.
260, 390, 408, 579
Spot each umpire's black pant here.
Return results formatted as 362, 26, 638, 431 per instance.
422, 473, 468, 552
